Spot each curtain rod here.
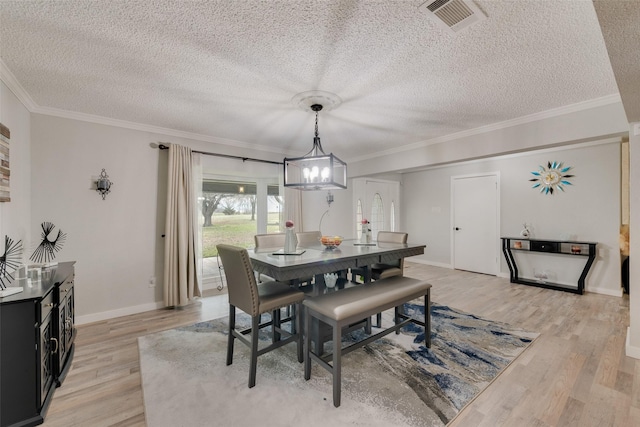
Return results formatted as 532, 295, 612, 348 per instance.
157, 144, 283, 165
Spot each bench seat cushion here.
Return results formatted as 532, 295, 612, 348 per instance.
303, 276, 431, 322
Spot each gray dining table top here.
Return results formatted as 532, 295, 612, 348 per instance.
248, 239, 425, 282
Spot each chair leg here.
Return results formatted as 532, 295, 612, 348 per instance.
332, 321, 342, 408
296, 303, 303, 363
272, 308, 282, 343
226, 305, 236, 366
249, 315, 260, 388
304, 308, 312, 380
289, 304, 297, 334
425, 292, 431, 348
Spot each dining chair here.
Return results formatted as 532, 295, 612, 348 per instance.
253, 233, 286, 283
296, 230, 321, 246
217, 244, 304, 388
370, 231, 409, 280
254, 233, 286, 249
350, 231, 408, 282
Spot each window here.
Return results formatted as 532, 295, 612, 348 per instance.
356, 199, 363, 237
390, 201, 396, 231
197, 155, 282, 288
371, 193, 384, 239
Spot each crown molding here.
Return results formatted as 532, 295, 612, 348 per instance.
397, 136, 623, 175
0, 61, 293, 157
1, 59, 622, 162
31, 104, 290, 156
0, 58, 38, 110
351, 93, 623, 163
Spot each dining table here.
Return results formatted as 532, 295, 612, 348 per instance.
248, 238, 426, 286
248, 238, 426, 354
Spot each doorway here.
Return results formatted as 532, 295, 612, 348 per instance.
451, 173, 500, 275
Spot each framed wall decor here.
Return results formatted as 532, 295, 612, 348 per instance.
0, 123, 10, 202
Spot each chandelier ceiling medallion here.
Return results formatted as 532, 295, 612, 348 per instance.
284, 91, 347, 190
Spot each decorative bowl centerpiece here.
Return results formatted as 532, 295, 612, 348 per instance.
320, 235, 343, 249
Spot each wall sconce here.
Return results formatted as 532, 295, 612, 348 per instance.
96, 169, 113, 200
238, 185, 245, 194
326, 190, 334, 206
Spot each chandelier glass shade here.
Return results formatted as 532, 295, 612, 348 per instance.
283, 104, 347, 190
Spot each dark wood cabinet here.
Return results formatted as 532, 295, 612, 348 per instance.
0, 261, 76, 427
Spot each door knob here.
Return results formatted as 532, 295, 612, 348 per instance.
454, 227, 461, 231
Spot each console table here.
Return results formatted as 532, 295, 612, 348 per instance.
501, 237, 596, 294
0, 261, 76, 427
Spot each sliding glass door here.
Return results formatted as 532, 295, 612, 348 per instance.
196, 155, 283, 290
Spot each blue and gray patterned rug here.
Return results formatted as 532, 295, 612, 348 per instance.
139, 303, 538, 427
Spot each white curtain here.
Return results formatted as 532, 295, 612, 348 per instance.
284, 186, 303, 231
163, 144, 201, 307
192, 153, 203, 288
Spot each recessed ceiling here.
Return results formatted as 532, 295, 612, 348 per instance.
0, 1, 622, 161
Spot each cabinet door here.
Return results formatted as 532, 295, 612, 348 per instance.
56, 279, 75, 384
39, 313, 55, 407
57, 294, 68, 371
63, 286, 75, 350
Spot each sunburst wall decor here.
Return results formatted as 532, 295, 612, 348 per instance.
529, 161, 574, 195
30, 221, 67, 264
0, 235, 23, 289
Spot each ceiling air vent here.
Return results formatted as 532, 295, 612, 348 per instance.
418, 0, 486, 34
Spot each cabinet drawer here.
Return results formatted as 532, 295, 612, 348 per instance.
40, 291, 54, 321
530, 241, 559, 253
59, 279, 74, 295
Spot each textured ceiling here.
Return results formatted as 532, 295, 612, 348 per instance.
0, 1, 625, 161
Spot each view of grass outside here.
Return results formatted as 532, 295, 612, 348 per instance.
202, 212, 281, 258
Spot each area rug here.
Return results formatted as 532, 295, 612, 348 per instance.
138, 303, 538, 427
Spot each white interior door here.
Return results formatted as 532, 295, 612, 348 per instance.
452, 174, 499, 275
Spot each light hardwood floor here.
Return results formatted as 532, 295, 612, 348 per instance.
42, 263, 638, 427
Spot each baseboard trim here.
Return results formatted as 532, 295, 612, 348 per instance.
585, 286, 623, 297
406, 258, 452, 269
626, 327, 640, 360
76, 301, 164, 325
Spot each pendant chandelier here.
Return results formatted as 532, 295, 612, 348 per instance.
284, 99, 347, 191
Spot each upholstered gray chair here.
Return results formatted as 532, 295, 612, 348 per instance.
296, 230, 321, 246
370, 231, 408, 280
351, 231, 408, 283
217, 244, 305, 388
253, 233, 286, 283
254, 233, 286, 249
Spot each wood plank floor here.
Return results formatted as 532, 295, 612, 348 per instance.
42, 263, 639, 427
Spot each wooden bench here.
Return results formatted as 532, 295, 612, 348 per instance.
302, 276, 432, 407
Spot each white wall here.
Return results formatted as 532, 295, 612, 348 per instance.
30, 114, 166, 322
12, 91, 631, 321
29, 114, 285, 323
0, 81, 31, 266
627, 123, 640, 357
301, 187, 352, 238
403, 140, 622, 296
